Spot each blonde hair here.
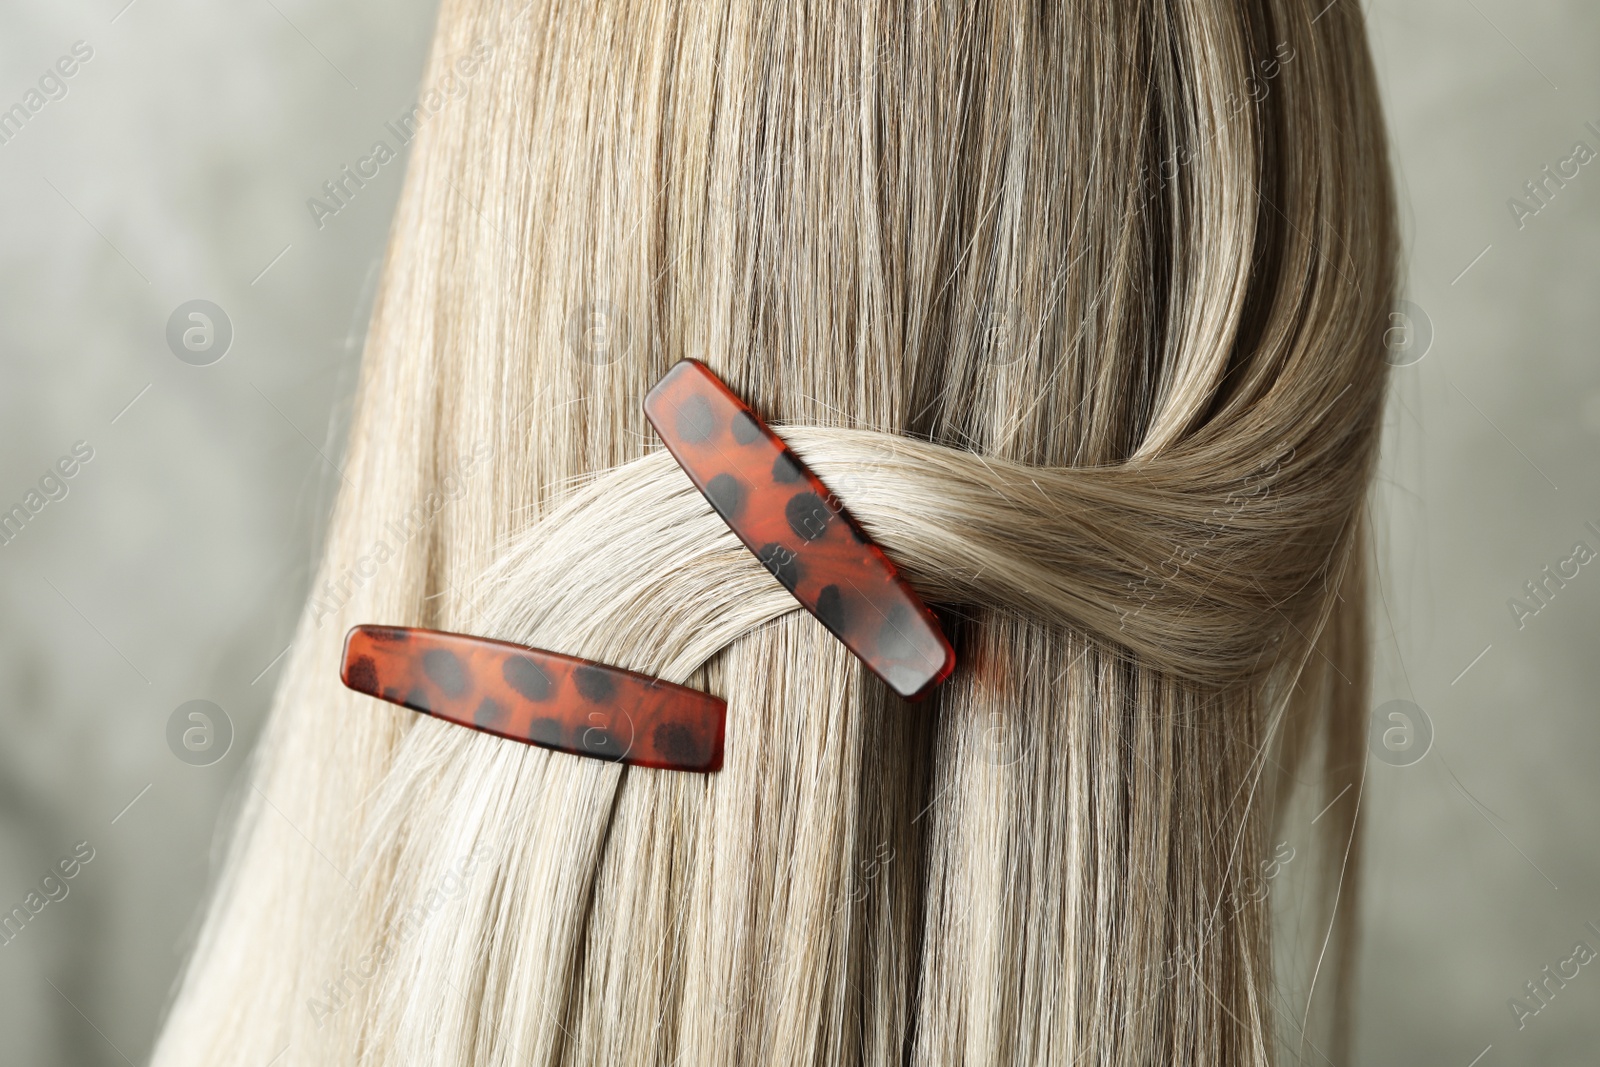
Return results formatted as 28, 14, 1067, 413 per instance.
152, 0, 1394, 1064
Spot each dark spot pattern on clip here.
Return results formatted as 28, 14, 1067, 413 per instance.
676, 394, 717, 443
574, 664, 617, 703
772, 451, 805, 484
786, 492, 833, 542
503, 654, 553, 701
705, 473, 746, 520
815, 584, 849, 635
474, 696, 503, 729
731, 411, 762, 445
422, 648, 467, 697
345, 655, 379, 694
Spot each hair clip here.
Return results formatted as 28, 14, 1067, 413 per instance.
340, 625, 726, 772
644, 359, 955, 701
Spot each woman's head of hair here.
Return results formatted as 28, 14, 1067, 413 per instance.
151, 2, 1394, 1064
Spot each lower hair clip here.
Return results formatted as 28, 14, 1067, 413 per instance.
340, 625, 726, 773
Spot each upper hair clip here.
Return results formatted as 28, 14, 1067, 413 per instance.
644, 359, 955, 701
340, 625, 726, 772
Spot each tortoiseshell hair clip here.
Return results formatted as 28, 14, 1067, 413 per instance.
645, 359, 955, 701
340, 625, 726, 772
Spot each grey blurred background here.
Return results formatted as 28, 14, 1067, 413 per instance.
0, 1, 1593, 1064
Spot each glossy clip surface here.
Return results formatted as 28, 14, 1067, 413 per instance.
341, 625, 726, 772
644, 359, 955, 700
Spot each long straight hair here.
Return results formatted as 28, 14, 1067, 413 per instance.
152, 1, 1395, 1063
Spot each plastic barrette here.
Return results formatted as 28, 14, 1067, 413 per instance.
340, 625, 726, 772
644, 359, 955, 700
